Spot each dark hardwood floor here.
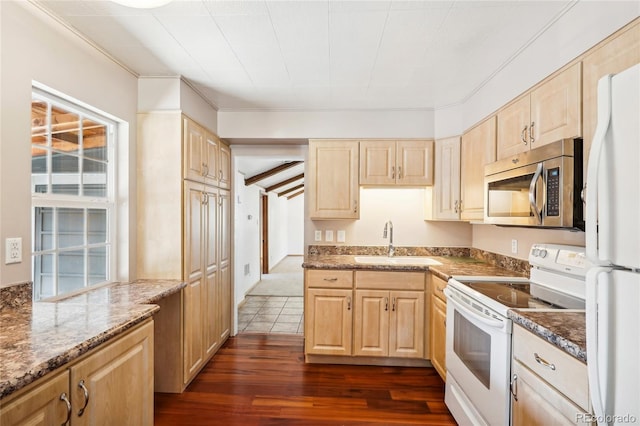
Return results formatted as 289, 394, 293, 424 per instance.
154, 334, 456, 425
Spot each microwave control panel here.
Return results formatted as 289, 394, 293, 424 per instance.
546, 167, 560, 216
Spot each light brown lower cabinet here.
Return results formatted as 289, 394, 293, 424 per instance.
0, 320, 154, 426
511, 325, 593, 425
305, 288, 354, 356
354, 289, 425, 358
429, 274, 447, 380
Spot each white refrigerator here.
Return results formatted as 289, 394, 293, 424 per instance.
585, 62, 640, 426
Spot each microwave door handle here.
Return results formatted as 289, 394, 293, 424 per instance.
529, 163, 543, 225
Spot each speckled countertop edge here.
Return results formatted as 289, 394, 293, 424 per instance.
508, 310, 587, 363
0, 279, 185, 400
302, 254, 528, 281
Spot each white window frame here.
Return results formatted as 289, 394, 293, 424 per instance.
31, 87, 117, 301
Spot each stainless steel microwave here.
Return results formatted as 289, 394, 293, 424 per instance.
484, 139, 584, 230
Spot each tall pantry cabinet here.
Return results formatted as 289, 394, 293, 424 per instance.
137, 112, 231, 391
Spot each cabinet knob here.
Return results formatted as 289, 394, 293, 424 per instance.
391, 166, 395, 179
77, 379, 90, 417
398, 166, 403, 179
391, 297, 396, 312
347, 296, 352, 311
354, 200, 358, 214
510, 374, 518, 401
60, 393, 72, 426
385, 297, 389, 311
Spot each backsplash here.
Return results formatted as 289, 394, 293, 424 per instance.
307, 245, 530, 276
308, 245, 470, 257
0, 282, 32, 312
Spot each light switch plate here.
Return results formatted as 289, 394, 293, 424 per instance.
314, 230, 322, 241
337, 230, 346, 243
325, 230, 334, 242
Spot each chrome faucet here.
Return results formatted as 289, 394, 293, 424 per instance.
383, 220, 394, 257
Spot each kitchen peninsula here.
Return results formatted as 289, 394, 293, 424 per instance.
0, 279, 185, 424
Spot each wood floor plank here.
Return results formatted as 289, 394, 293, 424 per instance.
154, 334, 456, 425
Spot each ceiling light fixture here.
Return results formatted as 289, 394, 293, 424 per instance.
111, 0, 173, 9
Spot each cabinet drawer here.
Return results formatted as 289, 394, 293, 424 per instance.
306, 269, 353, 289
431, 275, 447, 302
355, 271, 425, 290
513, 325, 589, 411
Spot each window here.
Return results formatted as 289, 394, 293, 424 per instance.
31, 89, 116, 300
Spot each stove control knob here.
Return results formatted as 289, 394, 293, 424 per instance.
532, 248, 540, 256
539, 249, 548, 258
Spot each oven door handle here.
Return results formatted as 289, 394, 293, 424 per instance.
444, 288, 507, 330
528, 162, 543, 225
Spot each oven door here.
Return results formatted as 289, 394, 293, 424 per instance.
444, 287, 512, 426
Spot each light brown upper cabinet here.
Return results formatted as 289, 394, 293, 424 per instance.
583, 19, 639, 178
497, 63, 582, 160
431, 136, 461, 220
461, 117, 496, 221
183, 117, 230, 188
360, 140, 434, 186
308, 139, 359, 220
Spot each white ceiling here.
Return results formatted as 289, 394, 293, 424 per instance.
36, 0, 577, 112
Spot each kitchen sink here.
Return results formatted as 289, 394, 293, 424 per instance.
354, 256, 442, 266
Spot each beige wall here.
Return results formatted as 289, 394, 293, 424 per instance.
0, 1, 138, 287
306, 188, 472, 249
472, 224, 585, 260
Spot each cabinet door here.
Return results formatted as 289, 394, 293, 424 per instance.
70, 321, 154, 426
218, 142, 231, 190
497, 95, 531, 160
0, 371, 70, 426
305, 288, 353, 356
204, 189, 219, 357
203, 131, 219, 186
354, 290, 389, 357
430, 295, 447, 380
183, 182, 205, 383
217, 189, 232, 342
511, 360, 592, 426
583, 20, 640, 179
433, 136, 461, 220
359, 140, 395, 185
397, 140, 434, 186
530, 62, 582, 148
183, 117, 205, 183
389, 291, 424, 358
461, 116, 496, 221
184, 182, 204, 283
308, 140, 359, 219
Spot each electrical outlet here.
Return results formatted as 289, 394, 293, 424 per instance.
511, 239, 518, 254
337, 230, 346, 243
5, 238, 22, 264
325, 230, 334, 242
314, 230, 322, 241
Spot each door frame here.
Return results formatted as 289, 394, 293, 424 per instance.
261, 193, 269, 275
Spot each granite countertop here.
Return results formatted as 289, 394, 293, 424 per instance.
302, 254, 528, 281
509, 310, 587, 363
0, 279, 185, 400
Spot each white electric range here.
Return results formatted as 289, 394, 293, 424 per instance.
443, 244, 588, 426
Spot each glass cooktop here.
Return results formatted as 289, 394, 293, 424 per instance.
463, 282, 559, 309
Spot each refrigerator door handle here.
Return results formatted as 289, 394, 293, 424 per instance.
586, 266, 612, 425
586, 74, 613, 264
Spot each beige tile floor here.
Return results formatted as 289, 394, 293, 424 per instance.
238, 295, 304, 335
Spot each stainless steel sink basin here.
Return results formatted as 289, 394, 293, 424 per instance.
354, 256, 442, 266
